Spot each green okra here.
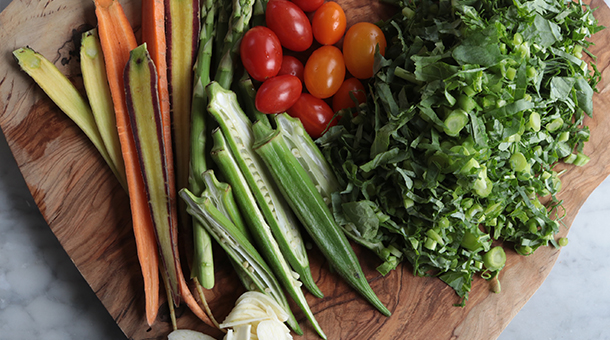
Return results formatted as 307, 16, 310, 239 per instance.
274, 113, 341, 205
210, 128, 326, 338
206, 81, 323, 300
180, 187, 301, 333
252, 121, 392, 317
201, 170, 250, 239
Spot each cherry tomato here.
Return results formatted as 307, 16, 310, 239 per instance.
304, 45, 346, 99
277, 55, 305, 83
266, 0, 313, 52
332, 78, 367, 113
287, 93, 337, 138
255, 75, 302, 114
342, 22, 387, 79
240, 26, 283, 82
311, 1, 346, 45
290, 0, 324, 12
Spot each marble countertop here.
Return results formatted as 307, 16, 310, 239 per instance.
1, 1, 609, 339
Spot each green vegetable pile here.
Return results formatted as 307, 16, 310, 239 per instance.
318, 0, 603, 304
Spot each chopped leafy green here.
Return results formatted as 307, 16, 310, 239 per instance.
318, 0, 603, 305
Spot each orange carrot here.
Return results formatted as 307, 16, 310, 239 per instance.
141, 0, 173, 173
94, 0, 159, 326
141, 3, 179, 267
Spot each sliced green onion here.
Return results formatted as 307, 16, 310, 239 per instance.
483, 246, 506, 271
443, 109, 469, 137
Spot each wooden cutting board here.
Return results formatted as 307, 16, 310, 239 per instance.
1, 0, 610, 339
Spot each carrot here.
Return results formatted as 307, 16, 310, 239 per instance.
143, 2, 219, 327
141, 0, 173, 174
141, 3, 179, 274
94, 0, 159, 326
165, 0, 201, 231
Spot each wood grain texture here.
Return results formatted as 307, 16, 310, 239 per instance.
1, 0, 609, 339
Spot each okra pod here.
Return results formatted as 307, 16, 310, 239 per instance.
206, 82, 323, 299
274, 113, 341, 205
180, 188, 301, 333
210, 128, 325, 338
201, 170, 250, 239
252, 121, 391, 317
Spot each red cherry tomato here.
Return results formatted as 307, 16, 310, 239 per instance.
343, 22, 387, 79
240, 26, 283, 82
332, 78, 367, 113
290, 0, 324, 12
287, 93, 337, 139
304, 45, 346, 99
266, 0, 313, 52
311, 1, 346, 45
255, 75, 302, 114
277, 55, 305, 83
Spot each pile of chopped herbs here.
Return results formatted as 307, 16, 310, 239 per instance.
317, 0, 603, 305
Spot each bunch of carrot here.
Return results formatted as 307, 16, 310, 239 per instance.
91, 0, 215, 329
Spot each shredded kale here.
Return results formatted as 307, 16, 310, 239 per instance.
317, 0, 603, 305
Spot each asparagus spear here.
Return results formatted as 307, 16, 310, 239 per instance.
215, 0, 255, 89
189, 0, 216, 290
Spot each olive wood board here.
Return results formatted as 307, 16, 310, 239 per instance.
1, 0, 610, 339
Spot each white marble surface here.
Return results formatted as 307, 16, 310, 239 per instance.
1, 1, 610, 339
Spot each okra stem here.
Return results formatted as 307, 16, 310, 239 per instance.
236, 71, 272, 127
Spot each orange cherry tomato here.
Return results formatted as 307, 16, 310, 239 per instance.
332, 78, 366, 113
304, 45, 346, 99
311, 1, 346, 45
287, 93, 337, 139
342, 22, 387, 79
